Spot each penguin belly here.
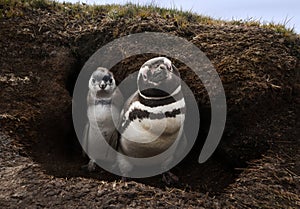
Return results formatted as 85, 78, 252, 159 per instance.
85, 104, 118, 163
120, 114, 184, 158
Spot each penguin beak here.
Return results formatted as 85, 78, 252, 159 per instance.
99, 83, 106, 90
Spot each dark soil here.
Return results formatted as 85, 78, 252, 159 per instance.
0, 3, 299, 208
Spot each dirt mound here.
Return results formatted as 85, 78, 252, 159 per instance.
0, 2, 299, 208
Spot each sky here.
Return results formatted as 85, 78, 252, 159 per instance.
61, 0, 300, 33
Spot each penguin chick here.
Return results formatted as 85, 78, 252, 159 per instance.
82, 67, 122, 172
116, 57, 186, 183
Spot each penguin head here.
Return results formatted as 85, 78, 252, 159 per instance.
137, 57, 181, 98
89, 67, 116, 95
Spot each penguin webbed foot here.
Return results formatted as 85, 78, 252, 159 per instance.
121, 176, 130, 182
162, 171, 179, 185
81, 160, 96, 172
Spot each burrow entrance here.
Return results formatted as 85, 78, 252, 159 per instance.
25, 47, 273, 196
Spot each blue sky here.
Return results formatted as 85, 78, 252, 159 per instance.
61, 0, 300, 33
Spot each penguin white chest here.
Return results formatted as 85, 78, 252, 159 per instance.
88, 105, 112, 123
140, 115, 183, 135
87, 104, 117, 139
122, 113, 184, 144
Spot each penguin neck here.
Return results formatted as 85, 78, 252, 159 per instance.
138, 85, 181, 100
96, 90, 113, 98
90, 89, 112, 98
89, 90, 112, 106
138, 86, 183, 108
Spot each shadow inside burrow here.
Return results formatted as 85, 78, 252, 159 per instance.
27, 52, 261, 196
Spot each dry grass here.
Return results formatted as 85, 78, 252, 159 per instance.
0, 0, 299, 208
0, 0, 297, 36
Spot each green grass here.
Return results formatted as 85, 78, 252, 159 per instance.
228, 17, 295, 36
0, 0, 297, 36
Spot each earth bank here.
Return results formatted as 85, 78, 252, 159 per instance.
0, 2, 299, 208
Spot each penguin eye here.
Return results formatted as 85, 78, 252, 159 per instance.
102, 75, 111, 82
109, 78, 113, 83
143, 74, 147, 80
92, 78, 96, 83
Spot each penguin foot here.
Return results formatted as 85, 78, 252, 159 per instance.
162, 171, 179, 185
121, 176, 130, 182
88, 160, 96, 171
81, 160, 96, 172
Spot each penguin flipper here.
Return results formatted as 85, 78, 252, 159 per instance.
81, 122, 90, 157
106, 130, 119, 151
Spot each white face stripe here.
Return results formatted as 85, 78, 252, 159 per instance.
138, 85, 181, 100
163, 57, 172, 69
138, 66, 149, 80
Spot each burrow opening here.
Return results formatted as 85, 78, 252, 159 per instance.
26, 49, 270, 196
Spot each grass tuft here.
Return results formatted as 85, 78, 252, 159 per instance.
0, 0, 297, 36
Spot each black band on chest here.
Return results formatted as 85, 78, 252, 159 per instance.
95, 99, 111, 106
121, 107, 185, 133
129, 108, 183, 120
